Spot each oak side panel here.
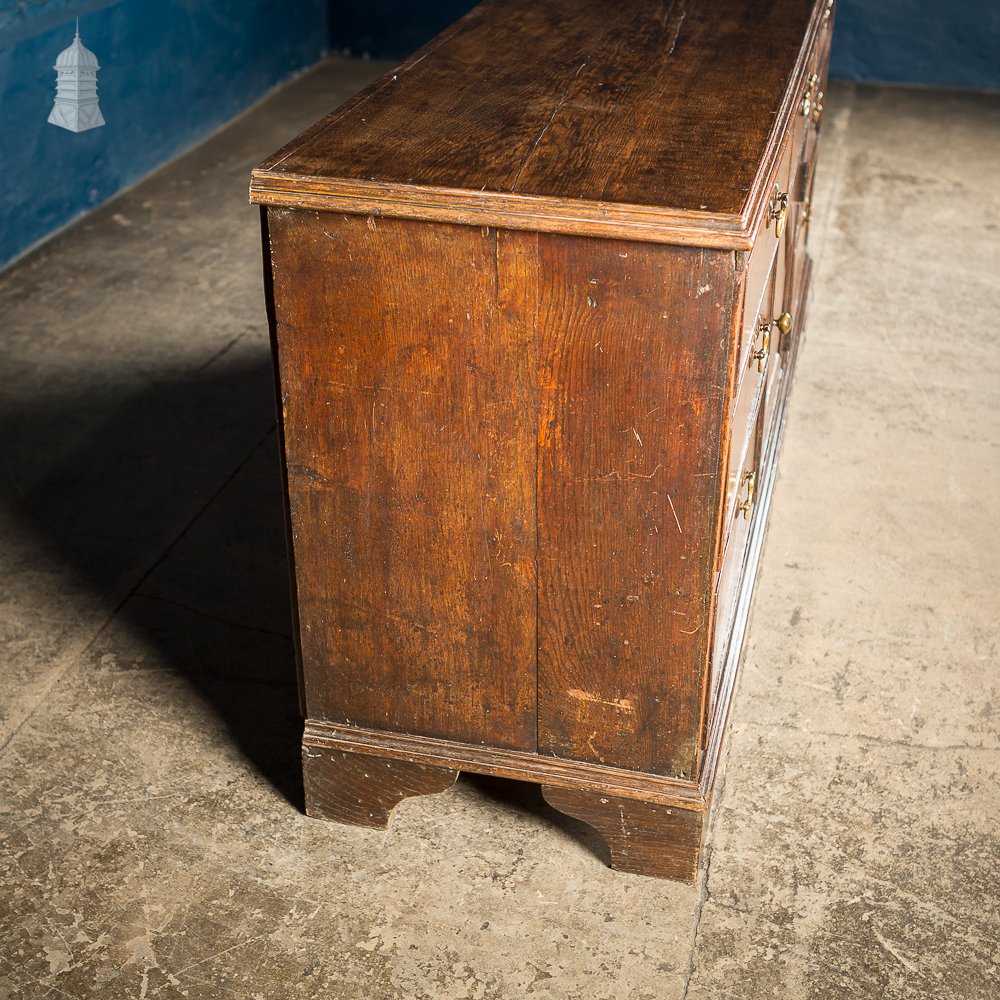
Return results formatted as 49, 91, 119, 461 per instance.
266, 210, 537, 750
536, 235, 738, 778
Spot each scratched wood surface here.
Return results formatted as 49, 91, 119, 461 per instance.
535, 236, 739, 778
266, 209, 538, 750
252, 0, 818, 224
542, 784, 706, 882
304, 745, 458, 828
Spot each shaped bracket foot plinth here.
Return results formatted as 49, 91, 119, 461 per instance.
303, 744, 459, 828
542, 785, 706, 883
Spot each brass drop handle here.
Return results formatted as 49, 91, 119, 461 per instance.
753, 318, 770, 372
770, 310, 793, 351
769, 189, 789, 238
737, 470, 756, 519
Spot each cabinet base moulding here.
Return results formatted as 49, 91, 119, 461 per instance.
302, 722, 711, 881
303, 744, 459, 828
541, 785, 706, 884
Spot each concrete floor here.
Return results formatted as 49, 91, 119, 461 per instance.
1, 60, 998, 998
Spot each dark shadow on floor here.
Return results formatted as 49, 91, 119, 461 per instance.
462, 773, 611, 866
1, 357, 303, 806
0, 356, 604, 861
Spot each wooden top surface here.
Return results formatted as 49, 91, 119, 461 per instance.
251, 0, 824, 248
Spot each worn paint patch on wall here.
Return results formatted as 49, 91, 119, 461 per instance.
0, 0, 326, 268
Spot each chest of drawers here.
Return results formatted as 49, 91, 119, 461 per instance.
251, 0, 834, 882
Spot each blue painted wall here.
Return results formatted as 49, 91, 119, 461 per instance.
0, 1, 326, 268
328, 0, 1000, 91
830, 0, 1000, 90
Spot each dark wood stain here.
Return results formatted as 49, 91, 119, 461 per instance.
256, 0, 815, 218
251, 0, 824, 246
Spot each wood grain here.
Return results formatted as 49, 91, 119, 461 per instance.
266, 210, 538, 750
251, 0, 827, 246
304, 745, 458, 828
542, 784, 706, 882
304, 719, 706, 808
536, 235, 739, 779
257, 0, 835, 882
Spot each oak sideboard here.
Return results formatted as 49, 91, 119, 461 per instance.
251, 0, 833, 882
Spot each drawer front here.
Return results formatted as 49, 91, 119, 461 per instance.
761, 329, 787, 452
712, 385, 766, 702
740, 237, 777, 383
775, 24, 831, 364
726, 259, 778, 524
766, 240, 798, 443
790, 7, 833, 249
786, 206, 811, 326
739, 127, 796, 379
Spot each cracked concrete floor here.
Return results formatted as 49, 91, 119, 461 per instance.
1, 61, 998, 998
